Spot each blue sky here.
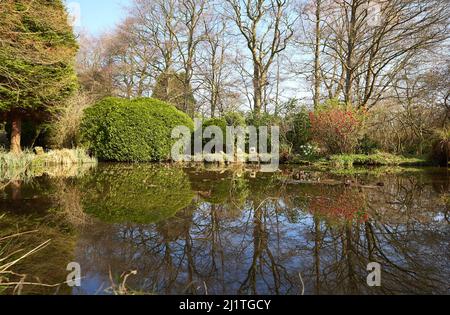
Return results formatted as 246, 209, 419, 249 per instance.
65, 0, 131, 34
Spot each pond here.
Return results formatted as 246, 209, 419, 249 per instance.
0, 164, 449, 295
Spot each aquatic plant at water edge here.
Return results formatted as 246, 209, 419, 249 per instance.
0, 148, 97, 183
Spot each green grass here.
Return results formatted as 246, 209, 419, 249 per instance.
178, 152, 431, 169
283, 152, 430, 168
327, 153, 429, 168
0, 148, 97, 182
318, 166, 425, 177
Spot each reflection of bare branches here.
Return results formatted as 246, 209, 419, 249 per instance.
298, 272, 305, 295
0, 238, 56, 294
73, 169, 449, 295
238, 200, 298, 295
107, 269, 138, 295
54, 180, 91, 227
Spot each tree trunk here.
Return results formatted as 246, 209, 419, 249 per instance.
10, 112, 22, 154
313, 0, 322, 110
253, 87, 262, 115
344, 3, 358, 106
253, 64, 263, 115
211, 86, 216, 118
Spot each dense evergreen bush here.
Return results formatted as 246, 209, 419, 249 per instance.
245, 112, 282, 129
0, 0, 78, 153
202, 117, 228, 149
203, 117, 228, 133
286, 108, 312, 154
80, 97, 194, 162
223, 111, 246, 127
201, 114, 247, 152
245, 112, 282, 152
357, 134, 379, 155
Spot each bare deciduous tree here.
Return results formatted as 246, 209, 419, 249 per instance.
318, 0, 449, 108
174, 0, 207, 116
225, 0, 296, 114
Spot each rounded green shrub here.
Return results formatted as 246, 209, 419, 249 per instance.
80, 97, 194, 162
203, 117, 228, 131
223, 111, 246, 127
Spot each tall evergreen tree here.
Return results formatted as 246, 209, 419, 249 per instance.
0, 0, 78, 153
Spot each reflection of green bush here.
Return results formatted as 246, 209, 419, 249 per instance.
247, 173, 283, 201
193, 179, 229, 204
81, 165, 194, 224
208, 178, 248, 206
188, 170, 249, 206
206, 181, 231, 204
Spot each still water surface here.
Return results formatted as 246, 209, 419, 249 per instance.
1, 164, 449, 295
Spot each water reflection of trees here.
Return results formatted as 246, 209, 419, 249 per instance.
0, 176, 89, 294
298, 174, 449, 295
74, 169, 449, 295
3, 166, 447, 294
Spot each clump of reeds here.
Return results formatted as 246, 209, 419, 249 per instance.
33, 148, 97, 166
0, 148, 35, 170
48, 91, 93, 149
0, 148, 97, 183
0, 213, 79, 294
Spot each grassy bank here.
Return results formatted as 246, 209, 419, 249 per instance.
326, 153, 430, 167
172, 152, 433, 168
282, 152, 431, 168
0, 148, 97, 182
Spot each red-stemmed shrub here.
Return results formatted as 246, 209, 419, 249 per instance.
309, 100, 366, 154
309, 187, 369, 225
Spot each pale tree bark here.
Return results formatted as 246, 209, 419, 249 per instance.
10, 111, 22, 154
132, 0, 178, 98
313, 0, 322, 109
343, 0, 359, 106
226, 0, 296, 115
175, 0, 206, 117
201, 18, 228, 118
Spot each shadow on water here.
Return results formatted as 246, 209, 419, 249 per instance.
0, 164, 449, 295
